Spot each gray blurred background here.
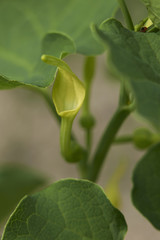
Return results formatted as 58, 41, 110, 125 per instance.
0, 0, 160, 239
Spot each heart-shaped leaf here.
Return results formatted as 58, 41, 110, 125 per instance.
0, 0, 118, 88
2, 179, 127, 240
141, 0, 160, 28
0, 164, 46, 223
92, 18, 160, 130
132, 143, 160, 230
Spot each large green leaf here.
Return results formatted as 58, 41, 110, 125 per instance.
0, 32, 75, 88
141, 0, 160, 28
2, 179, 127, 240
0, 0, 117, 88
132, 143, 160, 230
0, 164, 46, 223
92, 18, 160, 130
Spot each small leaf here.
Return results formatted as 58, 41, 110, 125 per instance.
0, 164, 46, 223
92, 18, 160, 130
141, 0, 160, 28
2, 179, 127, 240
132, 143, 160, 230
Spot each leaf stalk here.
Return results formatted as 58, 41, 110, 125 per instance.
118, 0, 134, 31
88, 105, 131, 182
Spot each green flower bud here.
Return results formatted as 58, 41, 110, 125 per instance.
79, 113, 95, 129
133, 128, 154, 149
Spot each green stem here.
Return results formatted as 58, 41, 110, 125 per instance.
114, 135, 133, 144
60, 117, 73, 161
88, 105, 132, 182
61, 117, 87, 164
82, 57, 96, 153
80, 56, 96, 161
118, 0, 134, 31
119, 80, 131, 107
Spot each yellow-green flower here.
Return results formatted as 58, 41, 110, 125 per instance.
41, 55, 85, 119
41, 55, 86, 162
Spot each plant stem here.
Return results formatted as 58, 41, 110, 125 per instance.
80, 56, 96, 154
60, 117, 73, 161
61, 116, 87, 164
114, 135, 133, 144
118, 0, 134, 31
88, 105, 132, 182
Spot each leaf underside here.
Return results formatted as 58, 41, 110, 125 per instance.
132, 143, 160, 230
0, 0, 118, 88
2, 179, 127, 240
